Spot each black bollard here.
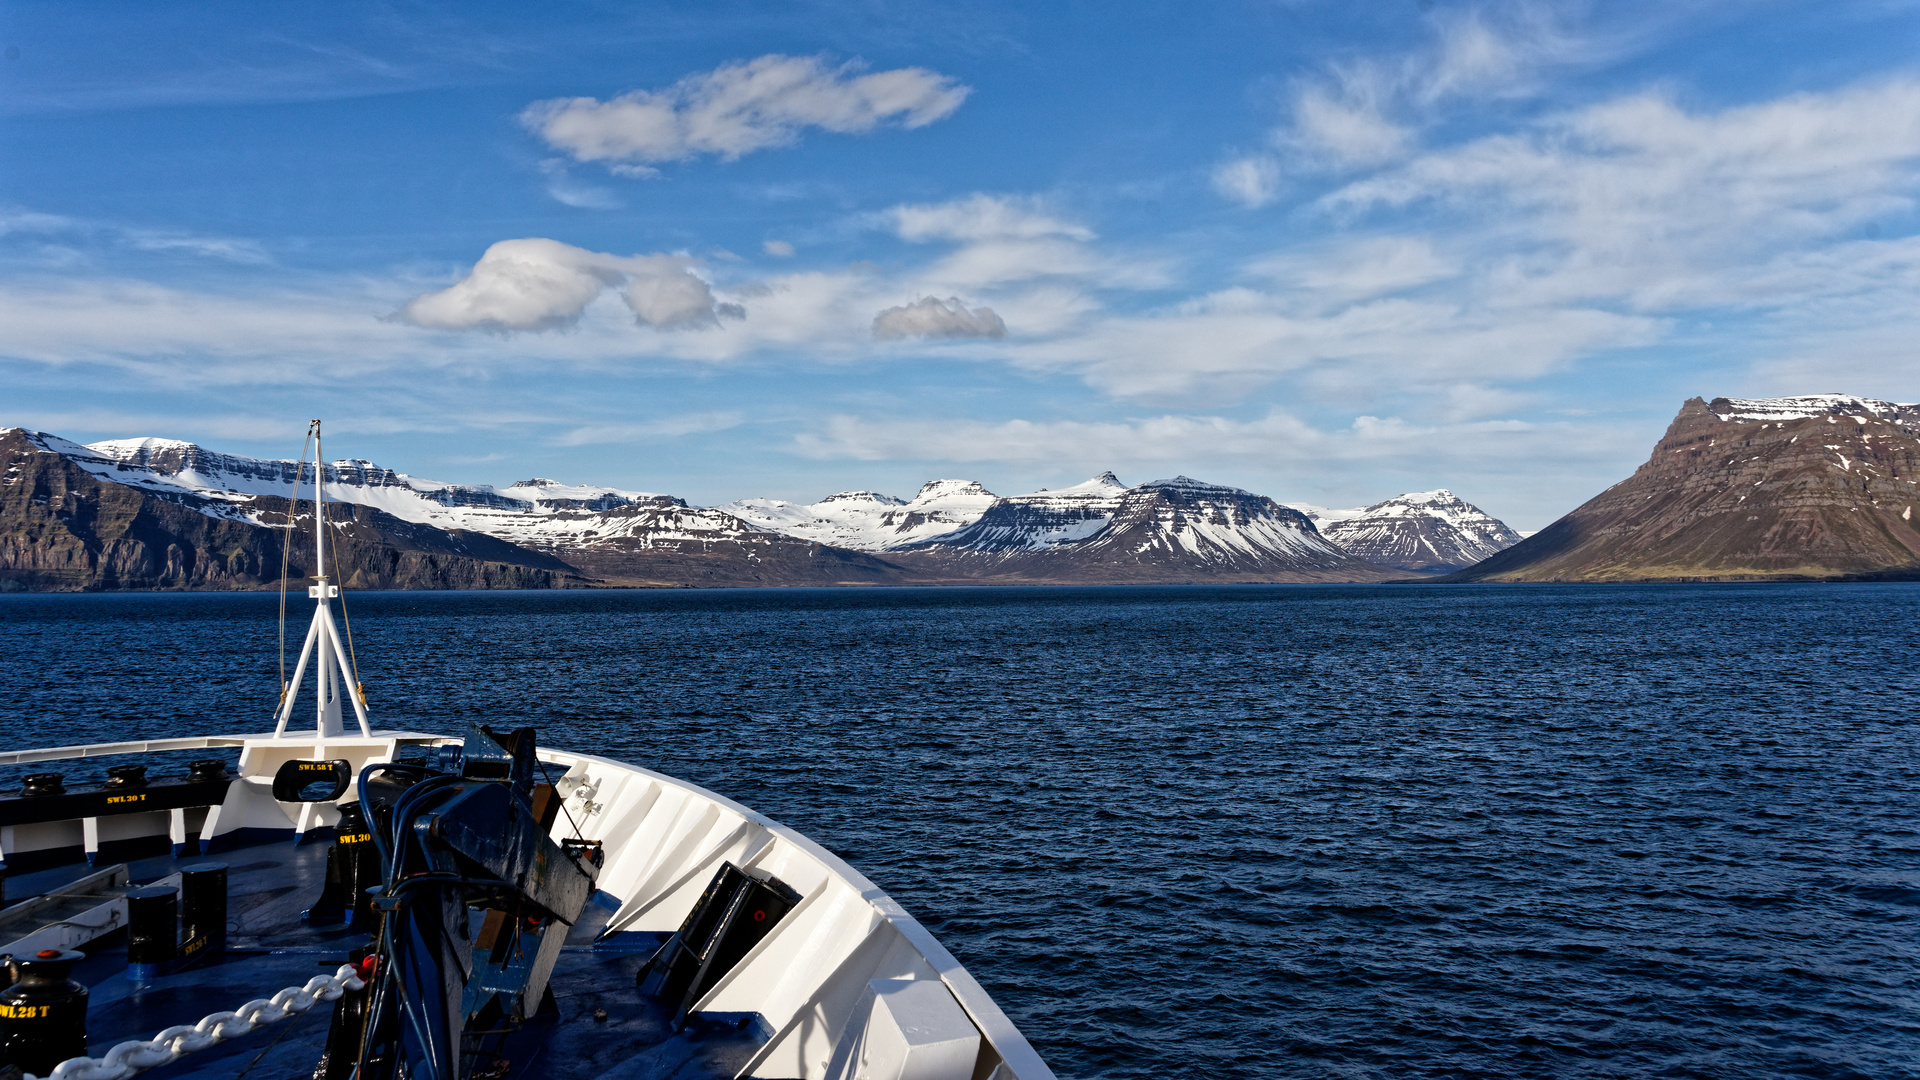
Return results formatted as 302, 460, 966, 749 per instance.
19, 774, 62, 798
304, 805, 381, 927
0, 949, 89, 1077
179, 863, 228, 968
105, 764, 148, 787
126, 885, 179, 981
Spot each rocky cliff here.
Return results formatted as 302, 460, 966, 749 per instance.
1448, 395, 1920, 582
0, 428, 579, 591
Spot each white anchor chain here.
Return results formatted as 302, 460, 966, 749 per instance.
27, 963, 368, 1080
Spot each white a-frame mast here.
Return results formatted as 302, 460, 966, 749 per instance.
272, 420, 371, 739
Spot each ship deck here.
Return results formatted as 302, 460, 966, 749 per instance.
9, 836, 764, 1080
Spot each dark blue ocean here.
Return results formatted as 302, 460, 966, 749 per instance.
3, 584, 1918, 1079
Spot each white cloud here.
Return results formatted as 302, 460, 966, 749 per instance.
792, 406, 1633, 476
0, 209, 269, 264
1420, 9, 1529, 103
397, 239, 742, 334
790, 406, 1652, 531
1212, 156, 1281, 208
872, 296, 1007, 340
873, 194, 1156, 297
122, 232, 271, 264
0, 279, 394, 371
1008, 291, 1657, 399
538, 160, 623, 210
1327, 78, 1920, 313
17, 73, 1920, 445
1288, 84, 1410, 167
1215, 5, 1597, 203
557, 411, 743, 445
522, 55, 968, 167
1248, 235, 1457, 302
886, 194, 1093, 243
762, 239, 795, 257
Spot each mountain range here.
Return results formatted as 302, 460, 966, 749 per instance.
0, 427, 1524, 590
18, 391, 1913, 591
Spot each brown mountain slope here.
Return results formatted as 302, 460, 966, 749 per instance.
1448, 396, 1920, 582
0, 428, 581, 591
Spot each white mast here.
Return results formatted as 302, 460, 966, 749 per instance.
272, 420, 372, 739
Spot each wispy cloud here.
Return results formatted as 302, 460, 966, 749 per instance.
1215, 5, 1603, 198
522, 54, 969, 169
536, 160, 624, 210
556, 411, 744, 445
791, 407, 1641, 510
1326, 77, 1920, 313
1212, 156, 1282, 209
1, 209, 269, 264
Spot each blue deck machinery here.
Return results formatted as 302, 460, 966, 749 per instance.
327, 724, 603, 1080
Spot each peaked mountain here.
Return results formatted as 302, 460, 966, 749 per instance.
897, 475, 1392, 583
1450, 395, 1920, 582
718, 479, 998, 550
1309, 490, 1522, 574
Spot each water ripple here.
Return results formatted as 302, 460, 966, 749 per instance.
2, 583, 1917, 1079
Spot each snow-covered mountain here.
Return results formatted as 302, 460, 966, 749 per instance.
1304, 490, 1521, 574
7, 427, 1445, 587
68, 435, 780, 554
718, 479, 998, 550
898, 475, 1389, 582
910, 472, 1130, 552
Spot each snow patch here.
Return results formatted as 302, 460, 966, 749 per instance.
718, 478, 999, 550
1708, 394, 1919, 429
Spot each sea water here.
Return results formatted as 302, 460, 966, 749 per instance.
3, 583, 1917, 1079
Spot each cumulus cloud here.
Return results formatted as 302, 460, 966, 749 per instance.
872, 296, 1007, 340
397, 238, 742, 334
522, 55, 968, 167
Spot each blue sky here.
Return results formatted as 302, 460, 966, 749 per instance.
4, 1, 1919, 529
